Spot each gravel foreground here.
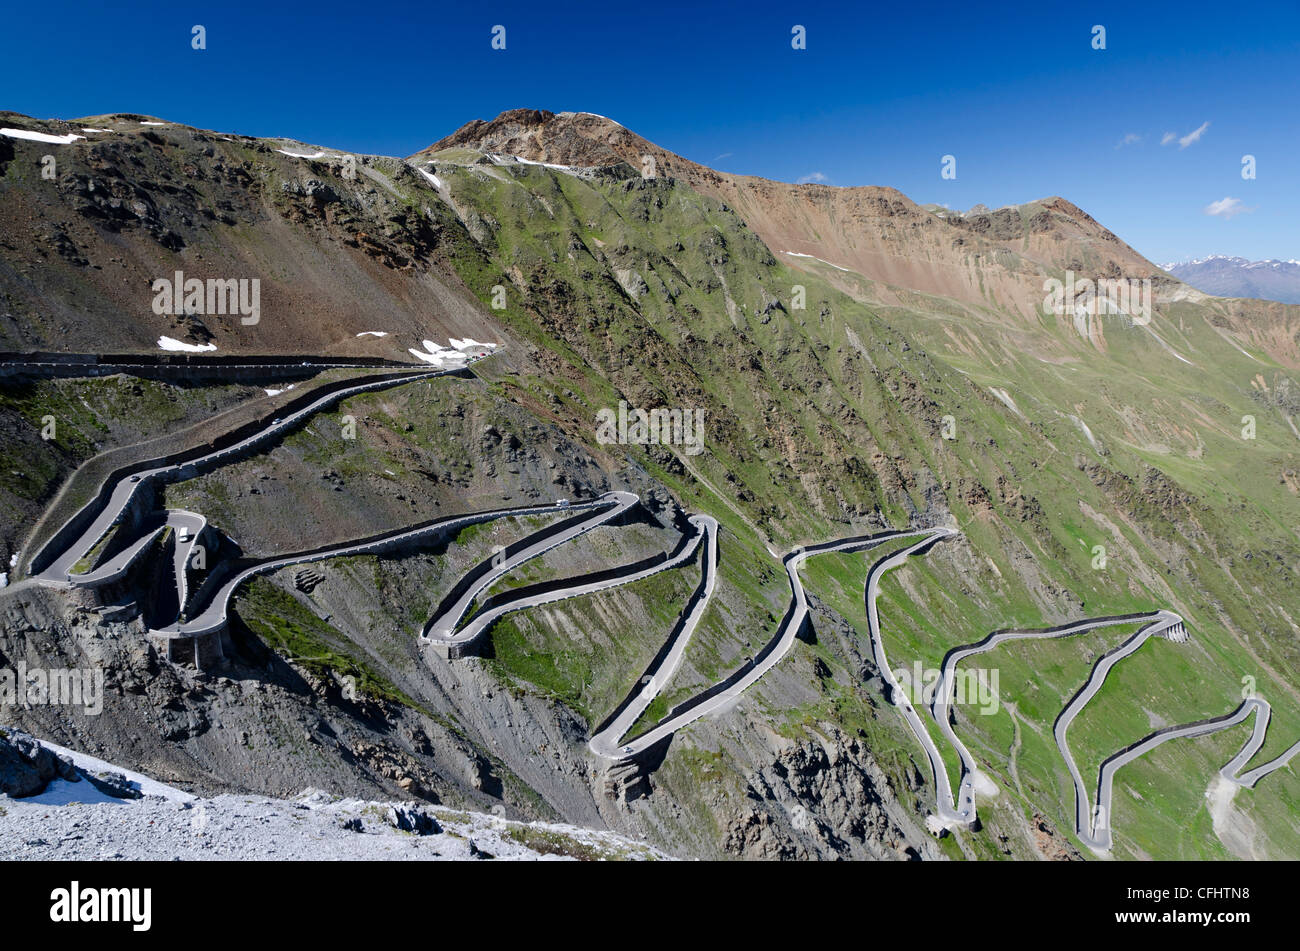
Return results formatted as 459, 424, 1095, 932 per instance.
0, 729, 667, 861
0, 788, 668, 861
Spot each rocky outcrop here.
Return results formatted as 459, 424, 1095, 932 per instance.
0, 728, 76, 797
0, 729, 149, 802
725, 728, 939, 861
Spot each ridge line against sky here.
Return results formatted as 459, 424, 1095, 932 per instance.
2, 0, 1296, 263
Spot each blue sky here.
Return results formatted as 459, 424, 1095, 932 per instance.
3, 0, 1296, 263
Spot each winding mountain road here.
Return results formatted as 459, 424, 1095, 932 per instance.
420, 491, 639, 645
912, 597, 1298, 850
28, 364, 458, 583
13, 346, 1298, 849
610, 527, 927, 757
1086, 695, 1300, 850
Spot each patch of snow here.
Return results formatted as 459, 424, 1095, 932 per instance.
781, 250, 853, 273
80, 127, 115, 133
514, 156, 579, 172
157, 335, 217, 353
486, 153, 584, 176
417, 166, 444, 189
1143, 326, 1196, 366
26, 736, 195, 803
409, 341, 468, 367
1068, 413, 1099, 449
277, 148, 326, 159
989, 386, 1025, 419
264, 384, 296, 397
408, 336, 499, 367
22, 777, 123, 806
0, 127, 85, 145
355, 331, 389, 338
568, 111, 623, 127
139, 121, 167, 126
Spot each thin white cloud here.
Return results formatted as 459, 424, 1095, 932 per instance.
796, 171, 828, 184
1115, 133, 1142, 148
1178, 121, 1210, 149
713, 152, 733, 161
1160, 132, 1177, 145
1204, 196, 1253, 219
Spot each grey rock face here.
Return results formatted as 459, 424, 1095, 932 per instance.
386, 804, 440, 835
0, 728, 59, 797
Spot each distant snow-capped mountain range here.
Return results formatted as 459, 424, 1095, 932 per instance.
1162, 255, 1300, 305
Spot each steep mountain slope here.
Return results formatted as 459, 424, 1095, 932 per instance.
2, 108, 1298, 860
0, 112, 503, 355
421, 110, 1161, 322
422, 108, 1300, 367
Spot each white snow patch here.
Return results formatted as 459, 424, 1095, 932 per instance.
25, 736, 195, 803
139, 121, 167, 126
570, 111, 623, 127
408, 336, 499, 367
989, 387, 1025, 419
157, 335, 217, 353
264, 384, 296, 397
277, 148, 326, 159
23, 777, 124, 806
0, 127, 84, 145
355, 331, 389, 338
1143, 326, 1196, 365
417, 166, 444, 189
80, 127, 115, 134
781, 250, 853, 272
409, 340, 468, 367
1068, 414, 1099, 450
486, 153, 583, 176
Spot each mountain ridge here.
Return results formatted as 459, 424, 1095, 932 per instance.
1164, 256, 1300, 305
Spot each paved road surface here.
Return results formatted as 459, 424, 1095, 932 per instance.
162, 498, 600, 637
13, 348, 1298, 845
1087, 695, 1300, 850
858, 528, 969, 826
30, 365, 458, 582
588, 515, 718, 759
612, 528, 925, 758
931, 611, 1177, 834
420, 491, 639, 644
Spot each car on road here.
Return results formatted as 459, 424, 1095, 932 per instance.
178, 528, 192, 544
556, 498, 570, 508
129, 474, 141, 482
621, 746, 633, 754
